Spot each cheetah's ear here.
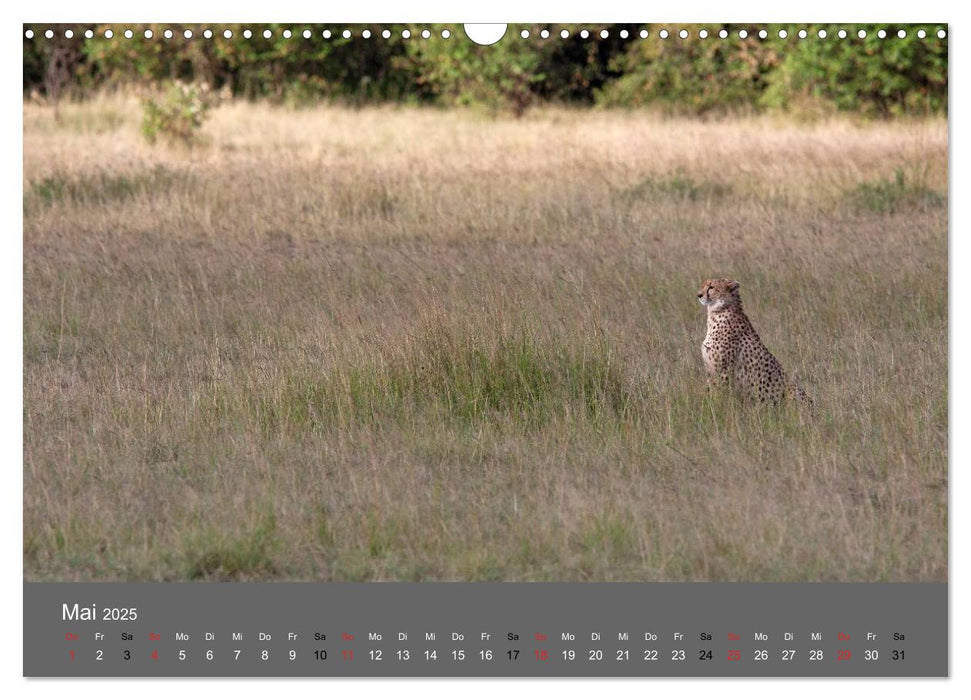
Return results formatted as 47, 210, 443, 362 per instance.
728, 280, 740, 292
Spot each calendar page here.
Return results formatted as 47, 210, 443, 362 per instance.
21, 19, 948, 679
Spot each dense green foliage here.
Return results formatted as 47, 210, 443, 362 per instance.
24, 23, 947, 116
761, 26, 948, 116
141, 81, 217, 144
598, 29, 779, 114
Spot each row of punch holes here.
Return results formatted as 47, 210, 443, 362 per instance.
24, 26, 947, 41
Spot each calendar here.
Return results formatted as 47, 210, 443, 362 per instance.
22, 21, 949, 682
25, 583, 946, 676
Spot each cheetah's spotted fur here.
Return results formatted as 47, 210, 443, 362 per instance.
698, 278, 811, 405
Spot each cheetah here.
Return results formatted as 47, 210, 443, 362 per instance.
697, 278, 811, 405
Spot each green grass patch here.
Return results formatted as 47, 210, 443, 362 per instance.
182, 513, 280, 581
267, 324, 632, 433
619, 169, 732, 204
848, 168, 945, 214
578, 512, 637, 556
26, 165, 189, 211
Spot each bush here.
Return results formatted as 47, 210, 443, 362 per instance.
401, 25, 544, 116
400, 24, 627, 116
763, 25, 948, 116
597, 26, 781, 114
597, 24, 947, 117
141, 81, 217, 145
79, 23, 415, 104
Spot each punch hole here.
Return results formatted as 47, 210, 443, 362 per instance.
938, 29, 946, 38
204, 29, 212, 39
184, 30, 193, 39
778, 29, 788, 39
877, 29, 886, 39
421, 29, 430, 39
718, 29, 728, 39
65, 29, 75, 39
382, 29, 391, 39
838, 29, 847, 38
144, 29, 153, 39
698, 29, 708, 39
521, 30, 529, 39
639, 30, 648, 39
917, 29, 926, 38
283, 29, 292, 39
223, 30, 233, 38
679, 29, 688, 39
243, 29, 252, 39
441, 29, 451, 39
363, 30, 372, 39
858, 29, 867, 39
464, 24, 506, 45
738, 29, 748, 39
104, 29, 113, 39
798, 29, 807, 39
342, 29, 351, 39
123, 29, 132, 39
164, 29, 173, 39
85, 29, 93, 39
580, 29, 589, 39
540, 29, 550, 39
264, 30, 273, 39
818, 29, 827, 39
601, 30, 609, 39
323, 30, 331, 39
659, 29, 668, 39
560, 29, 570, 39
758, 29, 767, 39
25, 29, 34, 39
619, 29, 628, 39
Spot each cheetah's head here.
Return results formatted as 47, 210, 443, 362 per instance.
698, 278, 741, 312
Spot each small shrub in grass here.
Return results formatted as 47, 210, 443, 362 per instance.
142, 81, 217, 146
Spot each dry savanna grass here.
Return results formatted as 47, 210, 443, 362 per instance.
23, 95, 947, 582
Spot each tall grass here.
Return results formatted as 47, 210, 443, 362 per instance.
23, 96, 947, 582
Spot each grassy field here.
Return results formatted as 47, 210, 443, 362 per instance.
23, 95, 947, 582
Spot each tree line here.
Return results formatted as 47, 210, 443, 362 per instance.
24, 24, 947, 117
